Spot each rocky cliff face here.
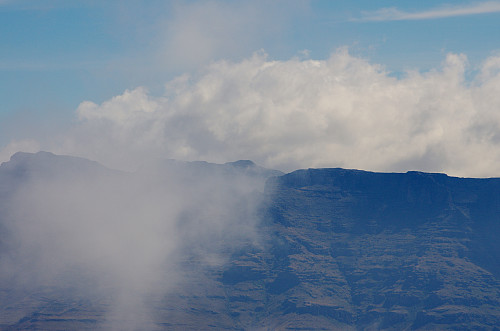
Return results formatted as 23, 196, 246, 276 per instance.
128, 167, 500, 330
249, 168, 500, 329
1, 154, 500, 330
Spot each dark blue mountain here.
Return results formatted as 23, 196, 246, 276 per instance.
250, 168, 500, 329
1, 153, 500, 330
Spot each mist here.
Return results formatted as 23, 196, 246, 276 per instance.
0, 152, 275, 329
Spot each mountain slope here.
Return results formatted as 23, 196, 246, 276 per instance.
1, 154, 500, 329
131, 167, 500, 330
247, 168, 500, 329
0, 152, 280, 330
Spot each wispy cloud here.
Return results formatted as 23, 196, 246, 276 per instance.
356, 1, 500, 22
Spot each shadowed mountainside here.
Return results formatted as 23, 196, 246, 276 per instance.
1, 153, 500, 330
247, 168, 500, 329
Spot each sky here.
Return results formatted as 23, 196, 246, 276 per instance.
1, 0, 500, 176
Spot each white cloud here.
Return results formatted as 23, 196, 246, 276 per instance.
25, 50, 493, 177
356, 1, 500, 21
3, 50, 500, 177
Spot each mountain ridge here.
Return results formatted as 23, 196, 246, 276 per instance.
1, 152, 500, 329
257, 167, 500, 329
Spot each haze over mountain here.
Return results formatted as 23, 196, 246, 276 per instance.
0, 152, 274, 329
1, 152, 500, 330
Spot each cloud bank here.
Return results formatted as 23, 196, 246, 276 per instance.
357, 1, 500, 22
19, 50, 492, 177
2, 50, 500, 176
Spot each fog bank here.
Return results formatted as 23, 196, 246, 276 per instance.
0, 152, 275, 329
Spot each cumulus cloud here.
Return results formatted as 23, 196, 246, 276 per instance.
2, 49, 500, 177
24, 50, 493, 177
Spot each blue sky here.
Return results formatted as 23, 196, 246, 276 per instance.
2, 1, 499, 115
2, 0, 500, 176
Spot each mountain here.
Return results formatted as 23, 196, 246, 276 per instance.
137, 157, 284, 193
164, 168, 500, 330
1, 153, 500, 330
0, 151, 115, 178
254, 168, 500, 329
